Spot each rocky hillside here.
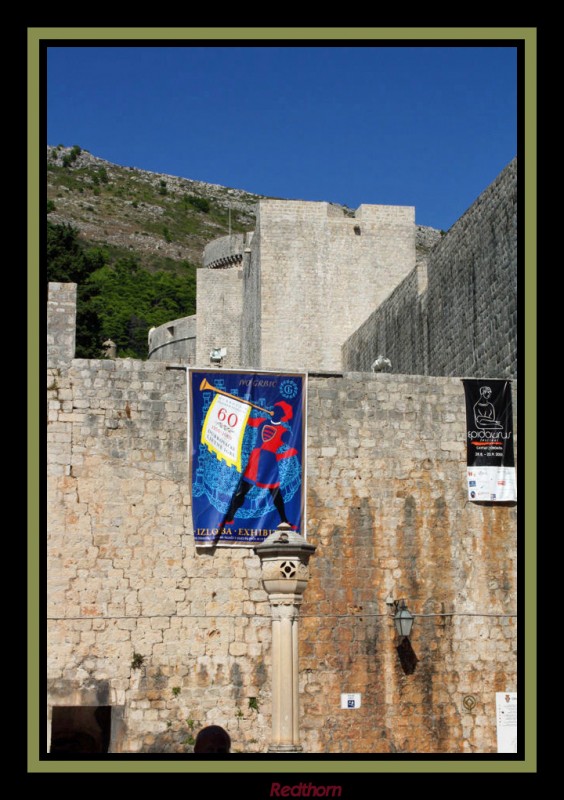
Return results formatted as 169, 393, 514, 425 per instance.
46, 145, 263, 272
47, 145, 442, 274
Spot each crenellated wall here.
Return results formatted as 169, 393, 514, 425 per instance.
202, 232, 254, 269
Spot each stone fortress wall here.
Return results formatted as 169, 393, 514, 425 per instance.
147, 315, 197, 363
240, 201, 416, 371
47, 282, 76, 367
146, 233, 255, 365
342, 159, 517, 379
154, 158, 517, 380
195, 268, 244, 368
150, 200, 418, 372
202, 232, 254, 270
47, 283, 517, 754
47, 159, 518, 754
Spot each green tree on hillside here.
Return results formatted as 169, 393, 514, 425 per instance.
85, 256, 196, 357
46, 221, 196, 359
47, 221, 105, 284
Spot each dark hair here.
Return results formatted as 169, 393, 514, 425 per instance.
193, 725, 231, 754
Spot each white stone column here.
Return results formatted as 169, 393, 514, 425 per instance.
255, 529, 316, 753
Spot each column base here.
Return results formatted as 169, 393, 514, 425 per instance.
267, 744, 304, 753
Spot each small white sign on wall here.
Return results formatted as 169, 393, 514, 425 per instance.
496, 692, 517, 753
341, 693, 361, 709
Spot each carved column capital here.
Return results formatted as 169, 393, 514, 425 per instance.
270, 601, 301, 621
255, 529, 316, 602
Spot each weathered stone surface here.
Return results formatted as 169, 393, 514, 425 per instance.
300, 373, 517, 753
342, 159, 517, 379
196, 267, 244, 368
47, 334, 517, 753
46, 161, 517, 754
147, 315, 197, 363
241, 200, 416, 372
47, 283, 77, 367
147, 159, 515, 382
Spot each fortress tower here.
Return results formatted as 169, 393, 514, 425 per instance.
148, 158, 517, 380
194, 201, 415, 372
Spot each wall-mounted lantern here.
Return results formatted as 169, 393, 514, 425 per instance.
393, 599, 414, 639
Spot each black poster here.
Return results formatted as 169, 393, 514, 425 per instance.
462, 380, 516, 501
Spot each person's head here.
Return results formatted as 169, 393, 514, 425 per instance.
272, 401, 293, 423
193, 725, 231, 754
480, 386, 492, 399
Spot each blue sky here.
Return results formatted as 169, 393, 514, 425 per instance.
47, 45, 517, 231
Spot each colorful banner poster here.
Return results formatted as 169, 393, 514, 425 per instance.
189, 370, 306, 546
462, 380, 516, 502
